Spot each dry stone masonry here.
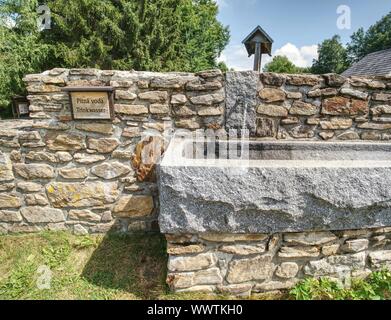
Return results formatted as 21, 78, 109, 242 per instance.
166, 229, 391, 295
1, 68, 391, 294
0, 68, 224, 235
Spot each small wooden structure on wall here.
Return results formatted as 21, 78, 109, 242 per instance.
242, 26, 274, 72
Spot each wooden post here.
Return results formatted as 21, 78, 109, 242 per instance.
253, 42, 262, 72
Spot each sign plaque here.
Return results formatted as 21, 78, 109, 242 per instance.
63, 87, 114, 120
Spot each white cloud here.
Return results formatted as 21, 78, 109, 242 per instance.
274, 43, 318, 68
219, 42, 319, 71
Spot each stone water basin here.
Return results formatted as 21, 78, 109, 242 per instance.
158, 138, 391, 234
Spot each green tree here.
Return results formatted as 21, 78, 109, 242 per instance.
0, 0, 50, 117
41, 0, 229, 72
263, 55, 309, 74
347, 12, 391, 63
0, 0, 230, 115
311, 35, 348, 74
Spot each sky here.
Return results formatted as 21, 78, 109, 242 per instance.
216, 0, 391, 70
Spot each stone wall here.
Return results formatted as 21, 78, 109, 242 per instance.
166, 228, 391, 295
2, 68, 391, 293
1, 69, 391, 235
0, 68, 224, 235
235, 72, 391, 140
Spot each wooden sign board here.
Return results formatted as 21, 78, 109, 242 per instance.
63, 87, 114, 120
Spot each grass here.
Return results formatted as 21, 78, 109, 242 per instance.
1, 231, 391, 300
0, 231, 258, 300
290, 270, 391, 300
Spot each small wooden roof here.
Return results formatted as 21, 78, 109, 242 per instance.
242, 26, 274, 57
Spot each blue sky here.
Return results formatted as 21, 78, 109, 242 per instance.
216, 0, 391, 70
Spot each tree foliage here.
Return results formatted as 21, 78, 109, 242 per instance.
347, 12, 391, 63
311, 35, 349, 74
0, 0, 229, 115
263, 55, 310, 74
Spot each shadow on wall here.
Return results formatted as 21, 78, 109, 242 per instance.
81, 228, 168, 300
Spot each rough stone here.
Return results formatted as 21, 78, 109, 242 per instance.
289, 125, 315, 139
373, 93, 391, 102
139, 91, 168, 102
260, 73, 286, 86
361, 132, 381, 141
56, 152, 73, 162
284, 232, 337, 245
16, 182, 42, 192
275, 262, 299, 279
0, 210, 22, 222
197, 106, 224, 116
167, 244, 205, 255
281, 117, 299, 125
68, 209, 101, 222
59, 167, 88, 179
175, 118, 201, 130
13, 164, 55, 180
150, 104, 170, 114
21, 207, 65, 223
199, 234, 268, 242
87, 138, 120, 153
256, 118, 276, 137
254, 279, 299, 292
46, 182, 119, 208
186, 81, 223, 91
115, 90, 137, 100
25, 193, 49, 206
91, 162, 131, 180
259, 88, 286, 102
304, 252, 366, 277
308, 88, 338, 98
115, 104, 148, 116
122, 127, 141, 138
340, 87, 368, 100
219, 244, 266, 255
168, 253, 216, 272
75, 123, 114, 135
341, 239, 369, 253
257, 104, 288, 117
46, 134, 86, 151
278, 246, 320, 258
225, 71, 258, 134
113, 195, 154, 217
369, 251, 391, 268
74, 153, 105, 164
289, 101, 318, 116
226, 255, 274, 284
0, 154, 14, 182
25, 151, 58, 163
287, 75, 320, 86
357, 122, 391, 130
320, 118, 353, 130
337, 131, 360, 140
319, 131, 335, 140
322, 244, 340, 256
286, 92, 302, 99
171, 94, 188, 105
159, 140, 391, 234
322, 97, 368, 115
190, 93, 224, 106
